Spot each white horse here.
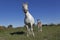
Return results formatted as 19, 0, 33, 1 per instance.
22, 3, 35, 37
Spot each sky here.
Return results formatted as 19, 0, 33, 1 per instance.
0, 0, 60, 27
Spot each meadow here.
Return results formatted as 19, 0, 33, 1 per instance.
0, 25, 60, 40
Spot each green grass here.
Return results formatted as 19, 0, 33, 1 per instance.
0, 26, 60, 40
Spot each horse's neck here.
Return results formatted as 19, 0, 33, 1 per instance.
25, 11, 32, 18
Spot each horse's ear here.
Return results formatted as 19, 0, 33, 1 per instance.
24, 2, 28, 5
22, 2, 28, 6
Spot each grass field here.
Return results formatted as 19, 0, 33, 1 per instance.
0, 26, 60, 40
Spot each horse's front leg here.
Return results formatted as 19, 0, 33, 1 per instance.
26, 25, 30, 37
31, 24, 35, 37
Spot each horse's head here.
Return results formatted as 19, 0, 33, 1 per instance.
22, 3, 28, 13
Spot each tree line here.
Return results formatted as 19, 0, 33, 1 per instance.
0, 23, 60, 30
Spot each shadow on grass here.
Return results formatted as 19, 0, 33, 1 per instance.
10, 31, 25, 35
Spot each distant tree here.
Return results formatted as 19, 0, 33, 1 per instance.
42, 24, 48, 26
57, 24, 60, 26
2, 26, 6, 29
8, 25, 13, 28
49, 23, 56, 26
0, 26, 6, 30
